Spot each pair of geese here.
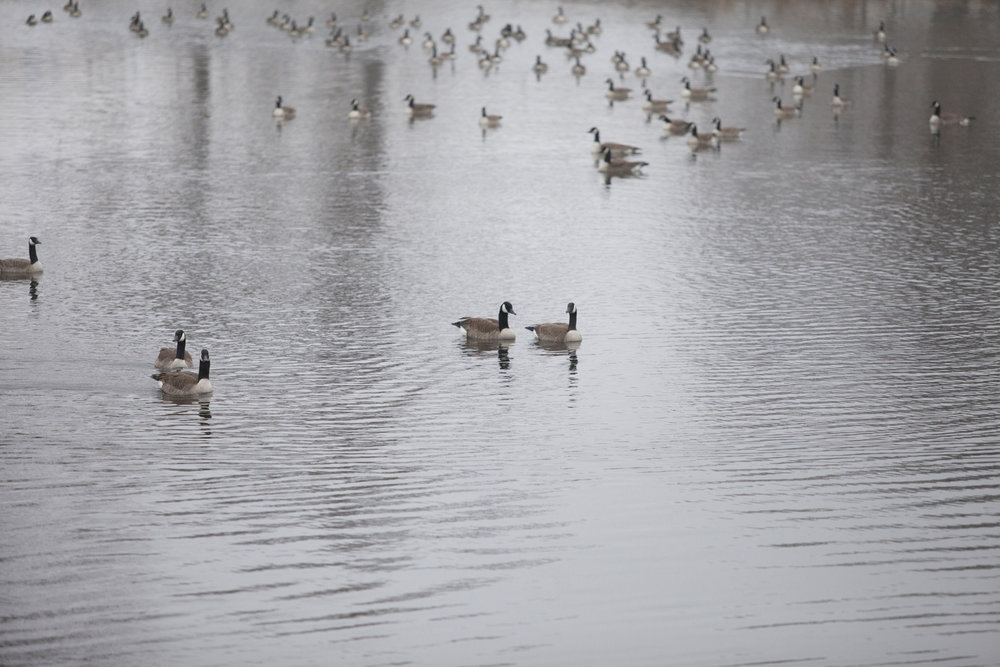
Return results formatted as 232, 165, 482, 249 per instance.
153, 330, 214, 396
453, 303, 582, 344
403, 95, 502, 127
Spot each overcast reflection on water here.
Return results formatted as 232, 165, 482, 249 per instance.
1, 0, 999, 665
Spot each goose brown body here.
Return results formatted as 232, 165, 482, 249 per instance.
153, 349, 213, 396
526, 303, 582, 343
0, 237, 43, 278
155, 329, 194, 369
452, 302, 516, 341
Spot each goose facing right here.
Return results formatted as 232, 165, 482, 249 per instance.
273, 96, 295, 118
153, 348, 213, 396
0, 236, 43, 277
479, 107, 502, 128
526, 302, 582, 343
452, 302, 517, 341
155, 329, 194, 369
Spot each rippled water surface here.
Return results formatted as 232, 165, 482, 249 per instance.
2, 0, 1000, 664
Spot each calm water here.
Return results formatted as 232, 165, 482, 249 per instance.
2, 0, 999, 664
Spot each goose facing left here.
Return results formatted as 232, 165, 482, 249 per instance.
452, 302, 516, 341
273, 96, 295, 118
526, 302, 582, 343
155, 329, 194, 369
0, 236, 43, 277
153, 349, 213, 396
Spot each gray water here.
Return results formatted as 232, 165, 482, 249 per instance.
2, 0, 999, 664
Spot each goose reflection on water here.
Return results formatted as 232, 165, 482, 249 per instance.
459, 338, 513, 370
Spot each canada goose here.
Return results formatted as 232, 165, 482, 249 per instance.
929, 101, 974, 127
874, 21, 886, 42
355, 24, 370, 41
0, 237, 43, 277
571, 57, 586, 76
404, 94, 434, 117
325, 11, 337, 26
777, 54, 790, 73
588, 127, 640, 156
389, 14, 404, 30
339, 35, 352, 53
764, 60, 782, 82
810, 56, 822, 73
756, 16, 769, 35
196, 3, 208, 18
422, 32, 435, 49
479, 107, 502, 128
441, 28, 454, 43
635, 57, 651, 78
41, 10, 54, 22
688, 47, 705, 70
452, 302, 516, 341
526, 303, 582, 343
585, 19, 600, 35
544, 29, 571, 47
69, 1, 80, 17
301, 16, 315, 34
698, 27, 711, 43
155, 330, 194, 369
654, 34, 682, 56
680, 76, 715, 100
772, 96, 799, 119
348, 99, 371, 119
686, 123, 716, 150
136, 21, 148, 37
409, 15, 421, 29
604, 78, 631, 101
475, 4, 490, 22
658, 114, 692, 136
597, 147, 647, 175
162, 8, 173, 23
27, 14, 38, 25
215, 16, 228, 36
553, 6, 567, 24
884, 48, 900, 67
646, 14, 662, 30
153, 349, 213, 396
266, 9, 278, 25
514, 25, 527, 40
532, 55, 549, 73
469, 35, 483, 52
665, 25, 683, 43
360, 7, 371, 22
398, 28, 412, 46
792, 76, 814, 96
63, 0, 73, 12
711, 117, 746, 141
129, 12, 140, 30
705, 56, 718, 73
273, 96, 295, 118
642, 89, 672, 112
830, 83, 851, 107
219, 8, 232, 30
428, 45, 444, 66
615, 53, 630, 72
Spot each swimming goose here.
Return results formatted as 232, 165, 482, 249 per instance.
0, 236, 43, 277
654, 34, 682, 56
597, 147, 647, 175
398, 28, 412, 45
698, 27, 711, 43
658, 114, 692, 135
428, 45, 444, 66
705, 56, 718, 73
526, 303, 582, 343
764, 60, 782, 82
325, 11, 337, 26
792, 76, 814, 97
646, 14, 662, 30
686, 123, 716, 150
810, 56, 822, 73
874, 20, 886, 42
404, 94, 434, 117
469, 35, 483, 52
42, 10, 54, 22
196, 3, 208, 18
604, 78, 631, 101
389, 14, 404, 30
545, 29, 571, 47
452, 302, 516, 341
830, 83, 851, 107
301, 16, 315, 34
615, 53, 630, 73
348, 98, 371, 119
475, 4, 490, 22
635, 57, 651, 78
514, 24, 527, 40
273, 96, 295, 118
571, 57, 586, 76
776, 54, 790, 74
27, 14, 38, 25
756, 16, 769, 35
441, 28, 455, 43
63, 0, 73, 11
642, 89, 672, 112
884, 47, 900, 67
162, 8, 173, 23
711, 117, 745, 141
772, 96, 799, 119
409, 15, 421, 28
479, 107, 502, 128
338, 35, 352, 53
360, 7, 371, 22
422, 32, 435, 49
355, 24, 370, 41
588, 127, 640, 156
215, 16, 228, 36
532, 55, 549, 73
680, 76, 716, 100
665, 25, 683, 44
155, 329, 194, 369
929, 101, 974, 127
553, 6, 567, 24
153, 349, 213, 396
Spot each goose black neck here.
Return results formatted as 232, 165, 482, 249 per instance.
175, 337, 187, 360
198, 359, 211, 380
28, 243, 38, 264
568, 310, 577, 331
498, 308, 510, 330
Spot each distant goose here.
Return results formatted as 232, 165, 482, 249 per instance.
452, 302, 516, 341
155, 329, 194, 369
680, 76, 716, 100
810, 56, 822, 73
792, 76, 814, 96
196, 2, 208, 18
26, 14, 38, 25
635, 56, 651, 78
658, 114, 692, 135
571, 57, 586, 76
604, 78, 631, 101
874, 20, 887, 42
469, 35, 483, 52
41, 10, 54, 22
776, 54, 790, 74
756, 16, 769, 35
215, 16, 228, 36
585, 19, 600, 35
409, 15, 421, 28
764, 59, 782, 81
526, 303, 582, 343
588, 127, 640, 156
642, 89, 672, 112
772, 96, 799, 119
389, 14, 404, 29
532, 55, 549, 73
404, 94, 434, 117
686, 123, 716, 150
441, 28, 454, 43
553, 6, 567, 24
711, 117, 746, 141
705, 56, 718, 73
398, 28, 412, 45
422, 32, 435, 49
479, 107, 502, 128
514, 24, 527, 40
597, 146, 647, 175
698, 27, 711, 43
646, 14, 662, 30
325, 11, 337, 27
830, 83, 851, 107
273, 95, 295, 118
162, 7, 173, 23
153, 349, 213, 396
0, 236, 43, 277
348, 98, 371, 119
884, 47, 900, 67
929, 100, 974, 127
